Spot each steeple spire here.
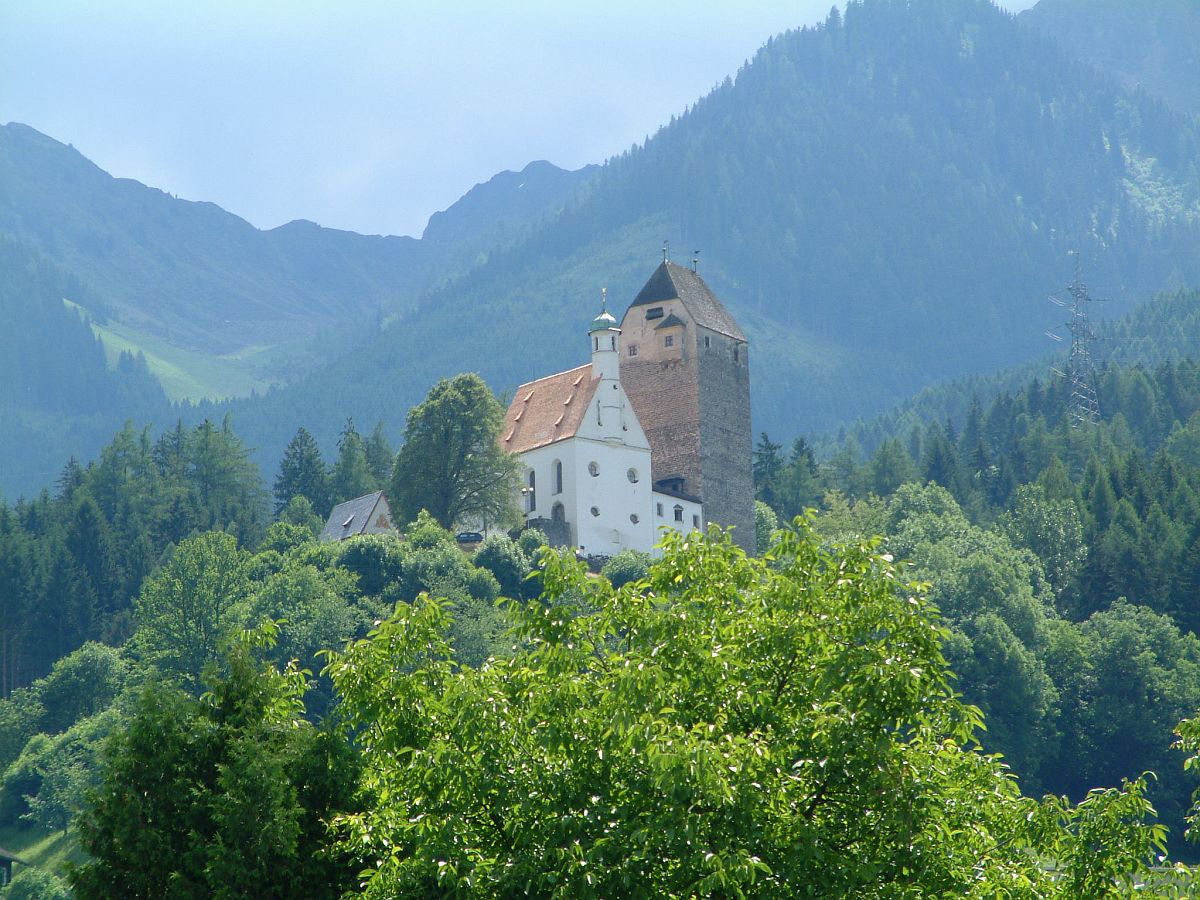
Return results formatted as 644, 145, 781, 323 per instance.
588, 286, 619, 380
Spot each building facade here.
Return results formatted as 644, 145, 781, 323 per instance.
619, 262, 754, 553
501, 261, 750, 556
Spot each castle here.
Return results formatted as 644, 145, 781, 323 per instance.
501, 260, 753, 555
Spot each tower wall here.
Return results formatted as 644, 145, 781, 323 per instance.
619, 262, 754, 554
619, 298, 702, 495
696, 328, 754, 553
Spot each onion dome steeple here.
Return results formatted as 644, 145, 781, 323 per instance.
589, 287, 620, 380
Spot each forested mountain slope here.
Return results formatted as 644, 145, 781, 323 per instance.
1022, 0, 1200, 120
0, 123, 437, 355
0, 126, 594, 497
217, 0, 1200, 473
827, 283, 1200, 461
0, 237, 169, 498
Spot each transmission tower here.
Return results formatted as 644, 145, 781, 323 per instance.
1046, 253, 1105, 428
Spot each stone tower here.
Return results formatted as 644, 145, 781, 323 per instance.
618, 261, 754, 552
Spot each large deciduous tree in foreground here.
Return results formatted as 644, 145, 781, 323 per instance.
329, 521, 1175, 898
390, 373, 520, 530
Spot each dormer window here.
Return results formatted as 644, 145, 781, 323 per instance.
673, 505, 684, 522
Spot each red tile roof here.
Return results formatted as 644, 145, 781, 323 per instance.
502, 363, 598, 453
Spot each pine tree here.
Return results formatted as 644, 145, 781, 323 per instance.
330, 419, 376, 506
273, 427, 331, 516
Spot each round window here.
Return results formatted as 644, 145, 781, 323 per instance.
629, 514, 639, 524
590, 506, 600, 517
627, 468, 639, 483
588, 462, 599, 477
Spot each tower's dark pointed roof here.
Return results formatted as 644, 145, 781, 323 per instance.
628, 261, 745, 341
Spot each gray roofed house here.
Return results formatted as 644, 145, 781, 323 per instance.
0, 847, 26, 887
629, 261, 746, 341
319, 491, 396, 542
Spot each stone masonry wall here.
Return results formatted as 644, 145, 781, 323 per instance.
697, 328, 754, 553
619, 298, 703, 496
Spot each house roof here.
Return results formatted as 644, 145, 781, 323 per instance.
502, 363, 599, 454
0, 846, 26, 865
628, 261, 746, 341
320, 491, 387, 542
654, 312, 687, 331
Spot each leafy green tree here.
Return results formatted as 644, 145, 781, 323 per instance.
33, 641, 127, 735
328, 523, 1168, 898
3, 867, 72, 900
70, 635, 360, 900
754, 499, 778, 555
598, 547, 651, 589
132, 532, 250, 691
1003, 483, 1086, 604
390, 374, 520, 530
272, 427, 331, 516
277, 495, 323, 536
472, 534, 532, 599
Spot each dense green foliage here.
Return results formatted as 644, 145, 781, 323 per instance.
69, 636, 360, 900
390, 374, 520, 530
0, 413, 537, 866
768, 356, 1200, 853
0, 420, 264, 694
329, 526, 1178, 897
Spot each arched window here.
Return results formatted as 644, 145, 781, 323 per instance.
588, 461, 599, 477
554, 460, 563, 494
552, 502, 565, 523
526, 469, 536, 513
673, 505, 684, 522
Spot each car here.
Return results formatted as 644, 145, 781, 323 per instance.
455, 531, 484, 546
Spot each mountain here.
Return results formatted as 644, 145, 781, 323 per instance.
0, 126, 597, 498
1021, 0, 1200, 120
422, 160, 598, 248
0, 236, 170, 498
0, 123, 437, 356
216, 0, 1200, 477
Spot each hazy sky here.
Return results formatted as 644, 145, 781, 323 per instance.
2, 1, 1036, 238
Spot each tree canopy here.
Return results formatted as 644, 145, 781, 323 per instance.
389, 373, 520, 530
328, 522, 1173, 897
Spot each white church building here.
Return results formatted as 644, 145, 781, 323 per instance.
501, 303, 703, 556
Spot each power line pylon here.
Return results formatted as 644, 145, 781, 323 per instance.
1047, 253, 1105, 428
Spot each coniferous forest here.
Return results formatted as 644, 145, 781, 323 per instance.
8, 0, 1200, 895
